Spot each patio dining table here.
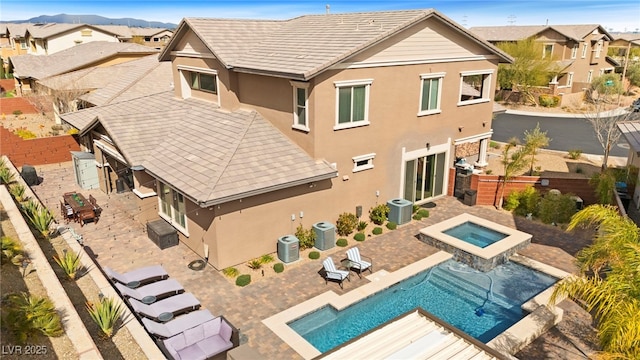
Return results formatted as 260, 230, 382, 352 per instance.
63, 192, 95, 226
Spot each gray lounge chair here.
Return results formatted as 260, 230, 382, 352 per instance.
142, 309, 215, 339
346, 247, 373, 278
104, 265, 169, 287
129, 292, 200, 321
322, 257, 350, 289
115, 279, 184, 302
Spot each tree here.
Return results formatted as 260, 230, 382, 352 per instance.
624, 63, 640, 93
523, 123, 550, 175
495, 138, 528, 209
496, 37, 558, 105
550, 205, 640, 359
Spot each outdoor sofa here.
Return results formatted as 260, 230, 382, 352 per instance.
158, 315, 239, 360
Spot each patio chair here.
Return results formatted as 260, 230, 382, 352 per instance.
60, 200, 74, 223
129, 292, 200, 321
104, 265, 169, 287
115, 279, 184, 302
142, 309, 216, 339
346, 247, 373, 278
88, 194, 102, 217
322, 257, 350, 289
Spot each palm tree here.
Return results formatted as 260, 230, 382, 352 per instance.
550, 205, 640, 359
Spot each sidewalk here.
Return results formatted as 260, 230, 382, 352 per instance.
505, 107, 630, 118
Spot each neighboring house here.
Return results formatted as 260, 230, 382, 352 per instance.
23, 23, 121, 55
609, 33, 640, 69
60, 9, 512, 269
618, 121, 640, 209
470, 24, 614, 100
96, 26, 173, 48
1, 24, 31, 73
9, 41, 159, 94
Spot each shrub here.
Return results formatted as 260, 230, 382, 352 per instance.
295, 224, 316, 250
417, 209, 429, 218
386, 221, 397, 230
235, 274, 251, 287
273, 263, 284, 273
369, 204, 390, 225
1, 236, 24, 265
590, 171, 616, 204
9, 184, 27, 203
309, 251, 320, 260
260, 254, 274, 264
356, 220, 368, 232
12, 110, 22, 116
485, 169, 493, 175
489, 141, 501, 149
14, 127, 36, 139
336, 238, 348, 247
5, 292, 63, 343
538, 192, 577, 225
336, 213, 358, 236
222, 267, 239, 278
372, 227, 383, 235
412, 204, 420, 213
353, 233, 365, 242
504, 186, 540, 217
568, 149, 582, 160
412, 214, 423, 221
247, 259, 262, 270
86, 296, 123, 338
0, 165, 15, 184
22, 200, 54, 239
539, 94, 560, 107
53, 250, 82, 280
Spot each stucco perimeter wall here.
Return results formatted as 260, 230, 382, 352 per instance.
0, 127, 80, 167
471, 174, 597, 206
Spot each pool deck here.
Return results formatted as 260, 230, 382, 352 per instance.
29, 161, 599, 359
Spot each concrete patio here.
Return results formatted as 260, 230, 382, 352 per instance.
30, 161, 598, 359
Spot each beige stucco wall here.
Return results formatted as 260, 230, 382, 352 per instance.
37, 27, 119, 55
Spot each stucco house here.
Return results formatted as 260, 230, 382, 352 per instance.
470, 24, 615, 101
618, 121, 640, 209
60, 9, 512, 269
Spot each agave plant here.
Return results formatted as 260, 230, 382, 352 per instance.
1, 236, 25, 265
247, 259, 263, 270
86, 297, 124, 338
9, 183, 28, 203
53, 250, 82, 280
22, 200, 54, 239
0, 160, 15, 185
4, 292, 64, 343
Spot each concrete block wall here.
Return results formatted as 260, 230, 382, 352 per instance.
0, 97, 43, 114
0, 127, 80, 167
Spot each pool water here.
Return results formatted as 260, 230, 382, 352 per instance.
443, 221, 508, 248
288, 260, 556, 353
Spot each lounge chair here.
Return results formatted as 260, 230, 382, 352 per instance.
322, 257, 350, 289
346, 247, 373, 278
115, 279, 184, 302
129, 292, 200, 321
104, 265, 169, 287
142, 309, 216, 339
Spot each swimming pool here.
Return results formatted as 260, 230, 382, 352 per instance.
288, 259, 557, 353
443, 221, 508, 248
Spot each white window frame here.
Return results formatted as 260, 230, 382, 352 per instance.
177, 65, 220, 104
567, 72, 574, 87
595, 41, 603, 58
581, 43, 588, 58
570, 44, 578, 59
418, 72, 445, 116
543, 44, 554, 59
352, 153, 375, 172
587, 70, 593, 83
458, 70, 493, 106
19, 40, 27, 49
157, 182, 189, 235
290, 81, 310, 132
334, 79, 373, 130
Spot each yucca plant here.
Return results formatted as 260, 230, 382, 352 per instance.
357, 221, 368, 232
4, 292, 64, 343
53, 250, 82, 280
86, 297, 124, 338
9, 183, 27, 202
247, 259, 263, 270
22, 200, 54, 239
1, 236, 25, 265
0, 161, 15, 185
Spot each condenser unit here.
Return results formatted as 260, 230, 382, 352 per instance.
277, 235, 299, 263
313, 222, 336, 251
387, 198, 413, 225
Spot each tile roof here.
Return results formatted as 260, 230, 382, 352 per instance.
162, 9, 512, 79
618, 121, 640, 153
3, 23, 30, 38
60, 92, 337, 205
10, 41, 159, 80
26, 23, 89, 38
470, 24, 610, 43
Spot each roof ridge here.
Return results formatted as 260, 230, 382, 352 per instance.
103, 57, 161, 104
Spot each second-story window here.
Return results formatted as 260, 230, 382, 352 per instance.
20, 40, 27, 49
334, 79, 372, 130
567, 72, 574, 87
543, 44, 554, 59
581, 43, 588, 58
571, 44, 578, 59
291, 81, 309, 131
418, 72, 445, 116
458, 70, 492, 105
595, 41, 603, 58
189, 72, 217, 94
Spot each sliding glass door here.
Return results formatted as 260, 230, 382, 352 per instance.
404, 152, 446, 203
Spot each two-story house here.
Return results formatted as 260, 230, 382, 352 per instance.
470, 24, 614, 100
60, 9, 512, 269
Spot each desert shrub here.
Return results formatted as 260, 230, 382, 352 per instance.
386, 221, 397, 230
538, 192, 577, 224
372, 227, 383, 235
504, 186, 540, 217
417, 209, 429, 218
336, 238, 348, 247
489, 141, 501, 149
308, 251, 320, 260
412, 204, 420, 213
336, 213, 358, 236
9, 184, 27, 203
539, 94, 560, 107
273, 263, 284, 273
369, 204, 390, 225
412, 214, 423, 221
567, 149, 582, 160
356, 220, 368, 232
86, 297, 123, 338
295, 224, 316, 250
12, 110, 22, 116
590, 171, 616, 204
4, 292, 63, 343
222, 267, 239, 278
22, 200, 54, 239
485, 169, 493, 175
53, 250, 82, 280
260, 254, 274, 264
235, 274, 251, 287
353, 233, 365, 242
14, 127, 36, 139
0, 163, 16, 184
1, 236, 24, 265
247, 259, 262, 270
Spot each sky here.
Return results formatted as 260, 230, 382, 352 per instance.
1, 0, 639, 32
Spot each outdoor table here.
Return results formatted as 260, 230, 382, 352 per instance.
63, 192, 95, 226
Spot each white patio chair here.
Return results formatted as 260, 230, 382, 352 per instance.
346, 247, 373, 278
322, 257, 350, 289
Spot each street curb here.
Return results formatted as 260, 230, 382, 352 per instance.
504, 107, 630, 118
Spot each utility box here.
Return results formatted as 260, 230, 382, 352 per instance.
21, 164, 38, 186
147, 219, 179, 250
464, 190, 477, 206
313, 222, 335, 251
387, 198, 412, 225
277, 235, 299, 263
71, 151, 99, 189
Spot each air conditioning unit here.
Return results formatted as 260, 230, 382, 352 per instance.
387, 198, 413, 225
570, 196, 584, 211
313, 222, 336, 251
277, 235, 299, 263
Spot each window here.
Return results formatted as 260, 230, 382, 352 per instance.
19, 40, 27, 49
458, 70, 493, 105
153, 37, 159, 42
189, 71, 217, 94
334, 79, 372, 130
581, 43, 588, 58
567, 72, 574, 87
595, 41, 603, 58
81, 29, 92, 37
158, 182, 187, 232
543, 44, 554, 59
352, 153, 375, 172
418, 73, 445, 115
587, 70, 593, 83
571, 44, 578, 59
291, 81, 309, 131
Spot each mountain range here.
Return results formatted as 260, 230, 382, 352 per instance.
0, 14, 177, 29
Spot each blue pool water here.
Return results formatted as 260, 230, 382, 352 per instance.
288, 260, 556, 353
443, 221, 508, 248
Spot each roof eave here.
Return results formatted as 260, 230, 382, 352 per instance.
158, 18, 230, 68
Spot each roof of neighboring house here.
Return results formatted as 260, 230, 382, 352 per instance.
3, 23, 30, 38
160, 9, 512, 80
60, 92, 337, 206
611, 32, 640, 42
10, 41, 159, 80
94, 25, 134, 39
470, 24, 612, 43
618, 121, 640, 154
26, 23, 121, 39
